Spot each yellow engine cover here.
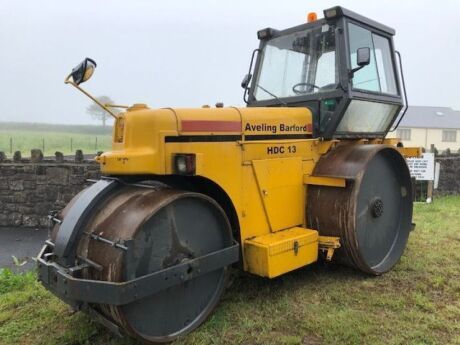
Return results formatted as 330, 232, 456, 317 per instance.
244, 227, 318, 278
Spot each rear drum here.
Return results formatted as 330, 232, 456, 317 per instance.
307, 144, 413, 275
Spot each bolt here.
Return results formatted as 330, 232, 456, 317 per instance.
371, 198, 384, 218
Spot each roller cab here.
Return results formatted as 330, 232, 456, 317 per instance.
245, 6, 405, 140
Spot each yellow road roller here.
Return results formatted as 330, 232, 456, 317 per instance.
37, 6, 420, 343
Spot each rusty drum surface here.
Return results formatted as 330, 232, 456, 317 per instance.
307, 144, 413, 275
52, 184, 233, 343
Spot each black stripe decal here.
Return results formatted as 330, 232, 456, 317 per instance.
165, 135, 242, 143
245, 134, 312, 141
165, 133, 312, 143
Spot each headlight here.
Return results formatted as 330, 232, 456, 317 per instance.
174, 154, 196, 175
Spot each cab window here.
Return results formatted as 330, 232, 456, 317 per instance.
348, 23, 398, 95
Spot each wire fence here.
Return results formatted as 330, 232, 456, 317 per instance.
0, 135, 112, 157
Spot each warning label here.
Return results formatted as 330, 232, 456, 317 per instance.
406, 153, 435, 181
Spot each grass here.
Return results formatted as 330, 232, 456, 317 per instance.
1, 196, 459, 345
0, 123, 112, 157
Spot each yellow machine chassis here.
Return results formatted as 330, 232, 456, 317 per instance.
96, 105, 419, 278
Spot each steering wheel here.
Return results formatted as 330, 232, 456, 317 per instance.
292, 82, 320, 95
319, 83, 336, 91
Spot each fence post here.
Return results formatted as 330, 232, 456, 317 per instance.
95, 136, 98, 151
70, 138, 73, 152
42, 138, 45, 154
9, 137, 12, 155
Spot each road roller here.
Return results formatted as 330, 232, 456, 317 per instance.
37, 6, 421, 343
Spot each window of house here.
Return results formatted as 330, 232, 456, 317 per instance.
442, 130, 457, 142
397, 128, 411, 140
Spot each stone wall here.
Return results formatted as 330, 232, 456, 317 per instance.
0, 149, 458, 228
436, 154, 460, 195
0, 151, 99, 228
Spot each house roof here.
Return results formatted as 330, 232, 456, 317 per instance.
398, 106, 460, 129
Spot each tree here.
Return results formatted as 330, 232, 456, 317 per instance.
86, 96, 119, 127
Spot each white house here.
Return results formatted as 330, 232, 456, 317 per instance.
387, 106, 460, 152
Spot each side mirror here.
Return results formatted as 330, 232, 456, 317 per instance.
349, 47, 371, 78
356, 47, 370, 67
241, 73, 252, 89
69, 58, 97, 85
64, 58, 119, 120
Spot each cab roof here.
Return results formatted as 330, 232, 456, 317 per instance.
324, 6, 395, 35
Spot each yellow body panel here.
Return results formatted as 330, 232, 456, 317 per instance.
98, 106, 324, 273
244, 227, 318, 278
164, 140, 243, 214
97, 108, 178, 174
252, 157, 304, 232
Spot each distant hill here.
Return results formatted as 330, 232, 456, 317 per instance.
0, 122, 112, 135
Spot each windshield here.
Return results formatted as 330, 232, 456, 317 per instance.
254, 24, 337, 101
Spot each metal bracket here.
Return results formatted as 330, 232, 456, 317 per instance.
38, 241, 239, 306
318, 236, 341, 261
83, 232, 128, 251
48, 213, 62, 225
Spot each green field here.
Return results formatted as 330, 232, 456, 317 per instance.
1, 197, 459, 345
0, 123, 112, 157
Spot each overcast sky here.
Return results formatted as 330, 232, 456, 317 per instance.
0, 0, 459, 125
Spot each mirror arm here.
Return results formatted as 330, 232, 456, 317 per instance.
104, 104, 130, 109
64, 74, 118, 119
243, 48, 261, 104
348, 65, 364, 78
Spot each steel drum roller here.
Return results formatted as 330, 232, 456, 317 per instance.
307, 144, 413, 275
50, 184, 233, 343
